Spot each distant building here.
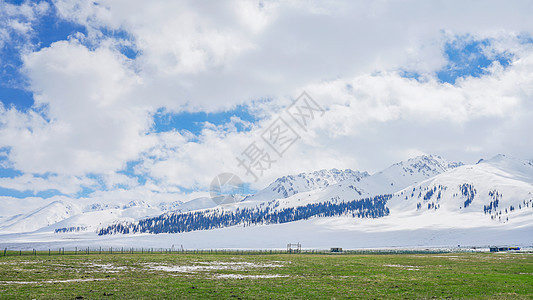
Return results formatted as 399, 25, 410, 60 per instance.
330, 247, 343, 253
490, 246, 520, 252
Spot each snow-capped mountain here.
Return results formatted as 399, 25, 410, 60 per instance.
96, 155, 470, 235
267, 155, 463, 210
386, 154, 533, 224
0, 155, 468, 234
0, 200, 81, 233
247, 168, 369, 203
362, 154, 464, 194
1, 153, 532, 250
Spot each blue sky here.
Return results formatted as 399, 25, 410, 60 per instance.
436, 38, 512, 84
0, 2, 82, 110
152, 105, 259, 136
1, 0, 533, 203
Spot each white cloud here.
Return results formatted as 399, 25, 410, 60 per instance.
0, 0, 49, 50
0, 39, 156, 177
52, 0, 533, 113
136, 40, 533, 187
54, 0, 257, 75
0, 173, 95, 195
1, 0, 533, 199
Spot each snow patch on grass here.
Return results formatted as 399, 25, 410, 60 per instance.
215, 274, 289, 279
0, 278, 110, 285
383, 264, 422, 271
82, 262, 129, 273
145, 261, 285, 273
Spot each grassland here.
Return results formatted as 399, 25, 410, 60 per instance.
0, 251, 532, 299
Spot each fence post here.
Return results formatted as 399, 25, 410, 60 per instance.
3, 248, 6, 256
49, 249, 50, 256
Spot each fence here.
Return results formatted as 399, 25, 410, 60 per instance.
1, 247, 460, 257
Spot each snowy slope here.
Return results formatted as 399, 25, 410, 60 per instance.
1, 216, 531, 250
43, 205, 166, 234
269, 155, 463, 210
0, 192, 229, 234
386, 154, 533, 226
246, 168, 369, 203
0, 198, 192, 234
0, 200, 81, 233
0, 155, 464, 234
360, 154, 463, 194
3, 154, 532, 247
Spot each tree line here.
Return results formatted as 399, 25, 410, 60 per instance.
98, 194, 392, 235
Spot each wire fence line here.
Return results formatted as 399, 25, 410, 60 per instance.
1, 247, 465, 257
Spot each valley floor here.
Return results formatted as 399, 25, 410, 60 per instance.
0, 252, 531, 299
1, 214, 532, 251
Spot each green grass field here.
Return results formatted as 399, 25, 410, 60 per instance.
0, 252, 532, 299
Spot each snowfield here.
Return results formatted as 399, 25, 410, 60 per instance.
1, 154, 532, 249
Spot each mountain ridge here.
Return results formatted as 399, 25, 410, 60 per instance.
1, 154, 532, 240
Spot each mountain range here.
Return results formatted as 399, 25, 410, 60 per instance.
1, 154, 532, 249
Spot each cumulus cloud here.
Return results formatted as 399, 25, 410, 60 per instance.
137, 40, 533, 187
8, 39, 155, 175
0, 0, 533, 204
42, 0, 533, 112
